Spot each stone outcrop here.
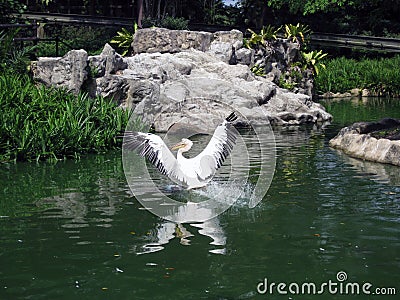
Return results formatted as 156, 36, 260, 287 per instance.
330, 118, 400, 166
252, 38, 314, 96
32, 29, 332, 130
32, 49, 88, 94
132, 28, 244, 65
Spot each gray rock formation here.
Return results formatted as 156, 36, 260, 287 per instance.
120, 49, 330, 130
252, 38, 314, 96
330, 119, 400, 166
31, 49, 88, 94
32, 31, 332, 130
132, 28, 243, 64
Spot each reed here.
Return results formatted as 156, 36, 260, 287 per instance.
0, 74, 134, 162
315, 55, 400, 96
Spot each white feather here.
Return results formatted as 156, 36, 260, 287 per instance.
123, 113, 238, 189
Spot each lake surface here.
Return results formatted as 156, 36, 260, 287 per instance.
1, 97, 399, 299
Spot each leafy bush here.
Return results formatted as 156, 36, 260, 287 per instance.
110, 25, 137, 56
35, 24, 119, 57
244, 25, 281, 49
142, 16, 189, 30
315, 55, 400, 96
160, 16, 189, 30
0, 74, 133, 162
0, 29, 35, 74
0, 0, 26, 23
301, 50, 327, 75
284, 23, 312, 45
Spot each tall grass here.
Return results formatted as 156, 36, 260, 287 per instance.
0, 74, 132, 162
315, 55, 400, 96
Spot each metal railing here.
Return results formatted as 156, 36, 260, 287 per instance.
311, 32, 400, 53
11, 12, 400, 53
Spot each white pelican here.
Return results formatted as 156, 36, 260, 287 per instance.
123, 112, 238, 189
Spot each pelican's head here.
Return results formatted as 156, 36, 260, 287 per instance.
171, 138, 193, 152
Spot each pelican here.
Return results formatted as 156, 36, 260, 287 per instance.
123, 112, 238, 189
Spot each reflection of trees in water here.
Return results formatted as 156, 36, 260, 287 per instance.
2, 152, 128, 222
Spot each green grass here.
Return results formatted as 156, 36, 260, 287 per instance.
315, 55, 400, 96
0, 73, 133, 162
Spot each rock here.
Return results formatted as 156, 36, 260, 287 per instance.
125, 49, 331, 130
350, 88, 361, 96
263, 89, 331, 125
32, 49, 88, 94
362, 89, 372, 97
132, 28, 243, 64
132, 28, 213, 54
87, 75, 159, 107
88, 43, 127, 78
330, 118, 400, 166
31, 40, 332, 130
235, 48, 254, 66
319, 91, 352, 98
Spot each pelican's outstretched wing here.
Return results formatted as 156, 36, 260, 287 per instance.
191, 112, 238, 180
123, 132, 179, 178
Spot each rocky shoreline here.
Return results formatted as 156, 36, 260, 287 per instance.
31, 28, 332, 130
329, 118, 400, 166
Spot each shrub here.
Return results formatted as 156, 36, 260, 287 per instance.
315, 55, 400, 96
160, 16, 189, 30
0, 74, 134, 162
0, 29, 35, 74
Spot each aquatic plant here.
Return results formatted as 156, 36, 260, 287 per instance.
0, 74, 134, 162
315, 55, 400, 96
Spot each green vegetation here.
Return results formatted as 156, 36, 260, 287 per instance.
35, 25, 119, 57
0, 74, 132, 162
245, 23, 328, 92
283, 23, 311, 45
0, 29, 35, 74
110, 25, 137, 56
301, 50, 327, 75
157, 16, 189, 30
244, 25, 281, 49
315, 55, 400, 96
242, 0, 400, 37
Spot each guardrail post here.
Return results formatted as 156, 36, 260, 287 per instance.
56, 35, 59, 56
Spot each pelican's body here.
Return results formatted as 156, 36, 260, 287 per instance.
123, 112, 238, 189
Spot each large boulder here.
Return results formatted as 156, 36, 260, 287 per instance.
132, 28, 243, 64
31, 36, 332, 129
121, 50, 331, 130
330, 119, 400, 166
32, 49, 88, 94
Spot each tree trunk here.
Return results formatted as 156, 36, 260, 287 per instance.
138, 0, 143, 28
157, 0, 161, 20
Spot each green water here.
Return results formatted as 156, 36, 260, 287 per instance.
1, 98, 399, 299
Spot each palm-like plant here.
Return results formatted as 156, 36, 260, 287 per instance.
110, 23, 138, 56
245, 25, 281, 49
301, 50, 328, 75
284, 23, 312, 45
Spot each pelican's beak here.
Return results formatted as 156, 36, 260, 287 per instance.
171, 142, 186, 150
